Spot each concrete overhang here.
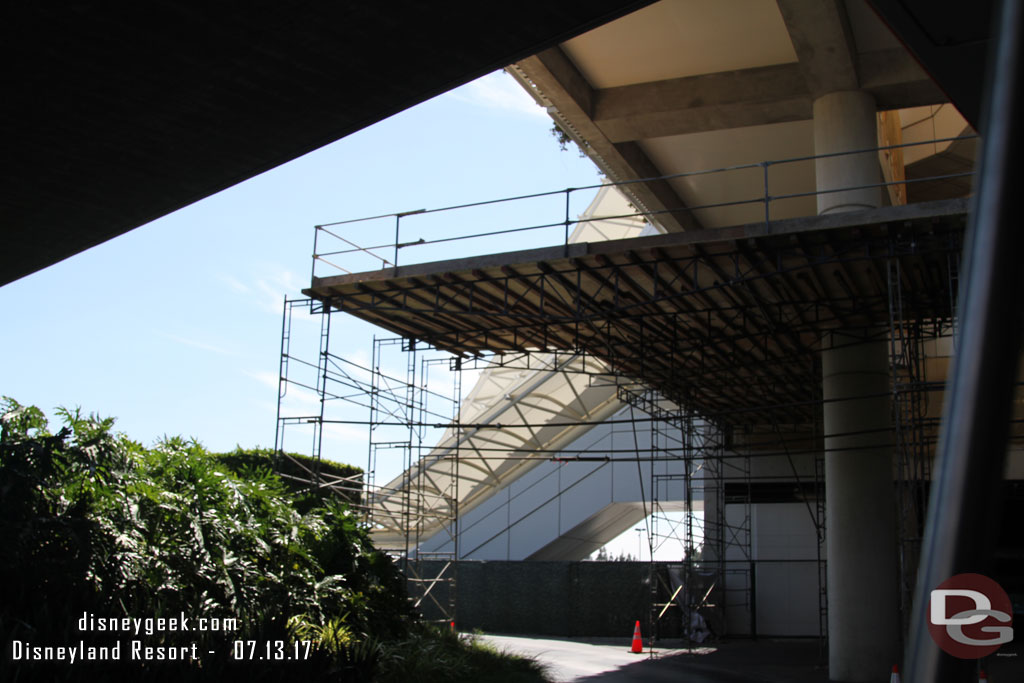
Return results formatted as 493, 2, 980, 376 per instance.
508, 0, 980, 234
2, 1, 655, 287
5, 2, 990, 288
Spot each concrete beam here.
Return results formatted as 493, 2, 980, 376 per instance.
776, 0, 859, 96
591, 51, 943, 142
514, 47, 701, 232
593, 63, 811, 142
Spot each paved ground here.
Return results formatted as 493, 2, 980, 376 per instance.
479, 634, 1024, 682
479, 634, 694, 682
478, 634, 832, 682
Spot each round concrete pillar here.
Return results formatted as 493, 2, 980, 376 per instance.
813, 91, 881, 215
823, 332, 899, 681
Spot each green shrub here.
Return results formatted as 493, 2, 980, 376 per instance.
375, 626, 551, 683
0, 398, 408, 681
0, 397, 548, 682
213, 447, 363, 506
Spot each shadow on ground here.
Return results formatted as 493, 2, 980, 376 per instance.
572, 639, 830, 683
479, 634, 828, 683
481, 633, 1024, 682
653, 638, 1024, 683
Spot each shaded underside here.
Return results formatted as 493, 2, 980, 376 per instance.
2, 1, 653, 286
307, 199, 967, 426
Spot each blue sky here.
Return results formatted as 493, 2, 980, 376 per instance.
0, 70, 602, 463
0, 69, 702, 560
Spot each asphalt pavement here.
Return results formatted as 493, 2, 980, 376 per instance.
477, 634, 831, 682
479, 634, 1024, 682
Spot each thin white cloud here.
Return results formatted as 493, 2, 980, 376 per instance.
322, 422, 369, 444
347, 348, 371, 369
450, 71, 549, 120
254, 265, 307, 315
218, 273, 251, 294
278, 386, 322, 411
162, 333, 230, 355
246, 370, 281, 390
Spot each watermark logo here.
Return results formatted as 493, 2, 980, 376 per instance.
928, 573, 1014, 659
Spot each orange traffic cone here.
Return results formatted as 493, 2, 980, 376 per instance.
979, 670, 987, 682
890, 664, 900, 683
630, 620, 643, 653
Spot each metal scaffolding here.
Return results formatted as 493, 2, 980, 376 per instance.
365, 337, 462, 625
278, 144, 983, 642
886, 253, 959, 642
275, 303, 464, 626
626, 390, 756, 646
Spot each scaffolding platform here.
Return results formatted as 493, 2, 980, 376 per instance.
305, 198, 966, 427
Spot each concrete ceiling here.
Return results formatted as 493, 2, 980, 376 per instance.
512, 0, 981, 232
1, 1, 655, 287
560, 0, 798, 87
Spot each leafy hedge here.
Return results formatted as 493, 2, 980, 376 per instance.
0, 398, 549, 682
0, 398, 408, 681
214, 447, 364, 505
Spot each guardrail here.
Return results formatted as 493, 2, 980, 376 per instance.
311, 135, 976, 279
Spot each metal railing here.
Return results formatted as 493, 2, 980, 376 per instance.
311, 135, 976, 279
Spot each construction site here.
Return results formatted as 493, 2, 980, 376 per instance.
9, 1, 1022, 681
271, 3, 1024, 680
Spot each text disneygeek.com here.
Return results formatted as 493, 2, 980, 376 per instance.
9, 612, 313, 664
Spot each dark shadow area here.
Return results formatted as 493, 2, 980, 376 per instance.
572, 639, 828, 683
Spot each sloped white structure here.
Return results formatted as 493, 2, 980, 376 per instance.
371, 183, 673, 556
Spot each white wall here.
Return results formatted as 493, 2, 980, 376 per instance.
753, 502, 822, 636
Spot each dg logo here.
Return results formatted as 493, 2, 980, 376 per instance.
928, 573, 1014, 659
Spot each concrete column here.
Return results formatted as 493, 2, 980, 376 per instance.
813, 91, 881, 215
823, 333, 899, 681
